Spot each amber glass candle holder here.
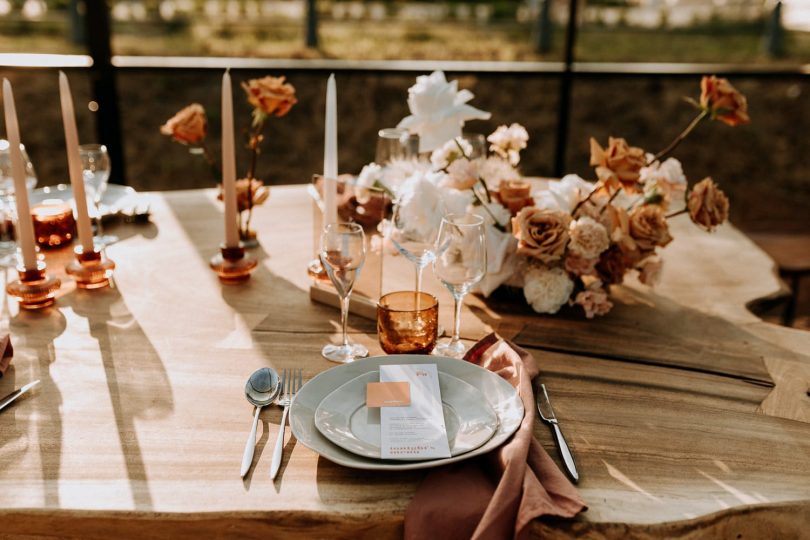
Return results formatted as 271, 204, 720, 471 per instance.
210, 244, 257, 283
65, 246, 115, 289
6, 261, 61, 310
377, 291, 439, 355
31, 200, 75, 248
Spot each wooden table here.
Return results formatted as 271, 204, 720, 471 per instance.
0, 186, 808, 539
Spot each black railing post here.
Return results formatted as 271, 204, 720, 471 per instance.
306, 0, 319, 49
553, 0, 579, 177
85, 0, 126, 184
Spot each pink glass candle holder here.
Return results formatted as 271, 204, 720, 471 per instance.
210, 244, 257, 283
65, 246, 115, 289
6, 261, 61, 309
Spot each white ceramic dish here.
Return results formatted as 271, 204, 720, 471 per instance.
31, 184, 138, 216
314, 370, 498, 460
290, 355, 524, 471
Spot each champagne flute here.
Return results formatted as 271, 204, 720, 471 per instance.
79, 143, 118, 247
432, 213, 487, 358
320, 222, 369, 363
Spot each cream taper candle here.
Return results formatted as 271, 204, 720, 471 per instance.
222, 69, 239, 248
323, 74, 338, 225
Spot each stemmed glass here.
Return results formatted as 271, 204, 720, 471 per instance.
79, 144, 118, 247
0, 140, 37, 267
376, 128, 418, 165
320, 222, 369, 363
388, 201, 440, 294
433, 213, 487, 358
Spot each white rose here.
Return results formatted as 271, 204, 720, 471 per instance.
523, 266, 574, 314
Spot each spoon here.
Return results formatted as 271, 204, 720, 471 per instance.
240, 367, 281, 478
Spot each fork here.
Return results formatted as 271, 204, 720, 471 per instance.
270, 367, 302, 480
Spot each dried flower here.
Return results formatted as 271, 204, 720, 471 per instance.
595, 245, 640, 285
479, 155, 521, 189
564, 253, 597, 277
160, 104, 207, 145
568, 216, 610, 260
589, 137, 647, 192
218, 178, 270, 213
496, 179, 534, 215
700, 76, 750, 127
487, 123, 529, 166
637, 256, 663, 286
242, 76, 297, 118
629, 205, 672, 251
444, 157, 480, 190
523, 265, 574, 314
574, 281, 613, 318
512, 207, 572, 264
688, 177, 729, 231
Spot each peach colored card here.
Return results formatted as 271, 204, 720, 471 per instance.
367, 382, 411, 407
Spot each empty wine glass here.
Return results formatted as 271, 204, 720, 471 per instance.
389, 200, 440, 294
79, 143, 118, 247
432, 213, 487, 358
376, 128, 418, 165
320, 222, 369, 363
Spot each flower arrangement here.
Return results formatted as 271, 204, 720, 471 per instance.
160, 75, 297, 242
363, 72, 748, 318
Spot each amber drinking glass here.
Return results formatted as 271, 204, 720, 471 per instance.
377, 291, 439, 355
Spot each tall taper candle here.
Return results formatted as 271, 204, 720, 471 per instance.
59, 71, 95, 253
2, 79, 37, 270
323, 74, 338, 224
222, 69, 239, 248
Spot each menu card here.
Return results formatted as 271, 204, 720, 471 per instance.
379, 364, 451, 460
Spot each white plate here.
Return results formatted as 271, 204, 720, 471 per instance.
314, 370, 498, 460
31, 184, 139, 216
290, 355, 524, 471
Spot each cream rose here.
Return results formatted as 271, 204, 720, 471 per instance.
688, 177, 729, 231
568, 216, 610, 260
523, 266, 574, 314
629, 205, 672, 251
242, 76, 297, 118
511, 207, 572, 264
160, 103, 207, 145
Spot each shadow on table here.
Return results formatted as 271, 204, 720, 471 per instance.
61, 285, 173, 511
314, 455, 423, 506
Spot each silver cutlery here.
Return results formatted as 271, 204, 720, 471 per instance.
536, 383, 579, 483
270, 368, 303, 480
240, 367, 281, 478
0, 379, 40, 413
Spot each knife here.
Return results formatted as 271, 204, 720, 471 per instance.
536, 383, 579, 483
0, 380, 40, 413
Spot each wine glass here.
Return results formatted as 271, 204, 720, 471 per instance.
376, 128, 418, 165
432, 213, 487, 358
79, 143, 118, 247
388, 200, 440, 294
0, 139, 37, 267
462, 132, 487, 159
320, 222, 369, 363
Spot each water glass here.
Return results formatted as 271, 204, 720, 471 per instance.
376, 128, 418, 165
377, 291, 439, 355
389, 200, 440, 294
79, 143, 118, 246
320, 222, 369, 363
433, 213, 487, 358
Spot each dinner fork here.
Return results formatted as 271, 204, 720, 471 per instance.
270, 367, 303, 480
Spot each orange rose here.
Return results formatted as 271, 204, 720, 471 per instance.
160, 103, 207, 145
589, 137, 647, 192
511, 207, 571, 263
496, 179, 534, 215
700, 76, 750, 127
688, 177, 729, 231
628, 205, 672, 251
242, 76, 297, 118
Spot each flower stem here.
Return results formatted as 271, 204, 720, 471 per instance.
666, 208, 688, 219
599, 187, 623, 216
199, 142, 221, 182
650, 109, 708, 164
571, 180, 603, 216
473, 190, 506, 232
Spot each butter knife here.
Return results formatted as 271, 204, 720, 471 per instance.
536, 383, 579, 483
0, 380, 40, 413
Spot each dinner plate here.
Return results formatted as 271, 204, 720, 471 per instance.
31, 184, 139, 216
290, 355, 524, 471
314, 370, 498, 460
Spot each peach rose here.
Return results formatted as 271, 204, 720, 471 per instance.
511, 207, 571, 264
242, 76, 297, 118
590, 136, 647, 192
219, 178, 269, 213
604, 204, 636, 254
700, 76, 750, 127
564, 253, 597, 276
688, 177, 729, 231
496, 179, 534, 215
629, 205, 672, 251
160, 103, 207, 145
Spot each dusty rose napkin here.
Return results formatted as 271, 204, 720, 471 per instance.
405, 333, 586, 540
0, 334, 13, 378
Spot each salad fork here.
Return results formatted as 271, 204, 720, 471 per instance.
270, 367, 303, 479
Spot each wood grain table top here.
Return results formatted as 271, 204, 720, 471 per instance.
0, 186, 808, 539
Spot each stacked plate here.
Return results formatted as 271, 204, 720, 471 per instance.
289, 354, 524, 471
